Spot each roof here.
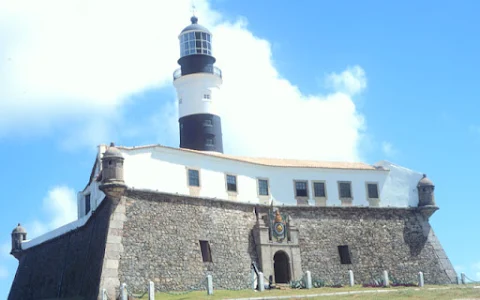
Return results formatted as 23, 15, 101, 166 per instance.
180, 16, 211, 34
12, 223, 26, 234
418, 174, 434, 186
114, 144, 384, 171
103, 142, 123, 158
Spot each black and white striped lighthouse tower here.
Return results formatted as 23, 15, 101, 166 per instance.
173, 16, 223, 153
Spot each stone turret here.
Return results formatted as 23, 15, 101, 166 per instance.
11, 223, 27, 260
417, 174, 435, 207
100, 142, 126, 198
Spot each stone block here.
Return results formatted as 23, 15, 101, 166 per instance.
106, 259, 119, 269
107, 235, 122, 244
109, 220, 124, 229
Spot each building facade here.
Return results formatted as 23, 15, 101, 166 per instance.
8, 16, 456, 300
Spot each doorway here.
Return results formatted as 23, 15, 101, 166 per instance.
273, 251, 291, 283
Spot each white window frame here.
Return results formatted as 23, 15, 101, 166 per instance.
225, 174, 238, 194
187, 168, 201, 187
257, 178, 270, 197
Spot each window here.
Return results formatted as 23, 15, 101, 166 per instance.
205, 138, 214, 147
199, 240, 213, 262
188, 169, 200, 187
338, 245, 352, 264
203, 94, 211, 100
367, 183, 379, 198
226, 175, 237, 192
258, 179, 269, 196
180, 31, 212, 57
338, 182, 352, 198
85, 194, 91, 214
203, 119, 213, 127
313, 182, 326, 197
295, 181, 308, 197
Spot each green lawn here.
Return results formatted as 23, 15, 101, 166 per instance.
137, 284, 480, 300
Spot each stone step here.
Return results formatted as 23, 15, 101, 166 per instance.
274, 283, 291, 290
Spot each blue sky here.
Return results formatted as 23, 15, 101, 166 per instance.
1, 0, 479, 297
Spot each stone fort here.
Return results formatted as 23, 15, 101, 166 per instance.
8, 15, 456, 300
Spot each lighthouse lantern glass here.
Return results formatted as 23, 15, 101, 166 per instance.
180, 31, 212, 57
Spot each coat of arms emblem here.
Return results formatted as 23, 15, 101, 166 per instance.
270, 209, 288, 242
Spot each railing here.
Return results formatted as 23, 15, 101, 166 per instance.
173, 66, 222, 80
213, 66, 222, 78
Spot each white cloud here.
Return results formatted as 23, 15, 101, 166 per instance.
24, 186, 77, 240
42, 186, 77, 230
325, 65, 367, 96
381, 141, 398, 158
0, 0, 206, 142
1, 0, 368, 161
211, 22, 366, 161
0, 266, 8, 279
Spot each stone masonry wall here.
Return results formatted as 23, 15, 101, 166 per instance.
119, 190, 259, 292
278, 206, 456, 285
118, 190, 456, 292
8, 189, 456, 299
8, 199, 113, 300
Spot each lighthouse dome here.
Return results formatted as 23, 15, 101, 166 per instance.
181, 16, 211, 34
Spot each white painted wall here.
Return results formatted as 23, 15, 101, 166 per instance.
75, 146, 428, 220
25, 147, 427, 250
374, 160, 424, 207
117, 146, 424, 208
77, 150, 106, 218
77, 181, 105, 218
174, 73, 223, 118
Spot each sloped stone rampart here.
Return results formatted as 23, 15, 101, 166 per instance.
8, 199, 113, 300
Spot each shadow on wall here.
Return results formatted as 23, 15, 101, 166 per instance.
249, 228, 260, 267
403, 217, 429, 257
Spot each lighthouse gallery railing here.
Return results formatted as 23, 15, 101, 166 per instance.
173, 66, 222, 80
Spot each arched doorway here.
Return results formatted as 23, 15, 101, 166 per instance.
274, 251, 291, 283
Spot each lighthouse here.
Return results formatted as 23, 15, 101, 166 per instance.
173, 16, 224, 153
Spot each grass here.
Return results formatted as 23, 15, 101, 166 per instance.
136, 284, 480, 300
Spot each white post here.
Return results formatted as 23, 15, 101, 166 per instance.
149, 281, 155, 300
251, 268, 257, 290
383, 270, 389, 287
461, 273, 466, 284
348, 270, 354, 287
306, 271, 312, 289
258, 272, 265, 292
121, 283, 127, 300
457, 274, 461, 285
418, 272, 424, 287
101, 289, 107, 300
207, 275, 213, 295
